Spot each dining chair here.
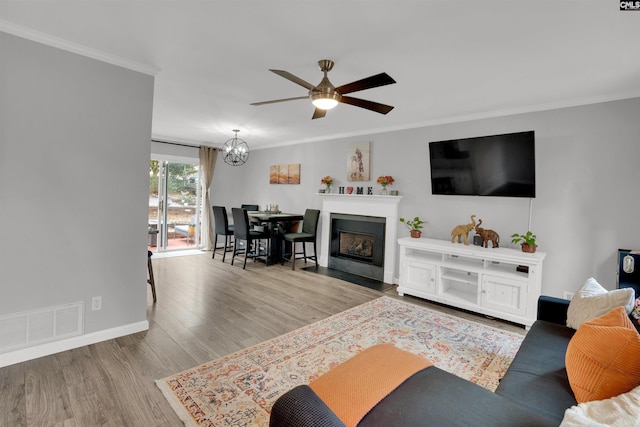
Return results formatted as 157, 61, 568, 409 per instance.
281, 209, 320, 270
241, 204, 261, 228
231, 208, 271, 269
147, 250, 157, 303
212, 206, 234, 262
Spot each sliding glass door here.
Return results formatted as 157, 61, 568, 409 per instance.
149, 159, 202, 251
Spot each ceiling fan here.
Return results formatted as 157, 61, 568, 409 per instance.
251, 59, 396, 119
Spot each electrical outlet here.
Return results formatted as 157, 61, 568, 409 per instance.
563, 291, 575, 300
91, 296, 102, 311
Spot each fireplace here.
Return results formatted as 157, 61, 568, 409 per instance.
319, 194, 402, 284
329, 214, 385, 281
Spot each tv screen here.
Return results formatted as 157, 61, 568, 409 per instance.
429, 131, 535, 198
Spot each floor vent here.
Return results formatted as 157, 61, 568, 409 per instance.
0, 302, 84, 353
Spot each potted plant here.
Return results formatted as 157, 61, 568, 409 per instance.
400, 216, 425, 238
320, 175, 334, 193
376, 175, 395, 195
511, 231, 537, 253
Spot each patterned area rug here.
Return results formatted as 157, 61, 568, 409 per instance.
156, 296, 524, 426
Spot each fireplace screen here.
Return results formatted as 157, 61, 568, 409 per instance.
339, 232, 374, 259
329, 213, 385, 281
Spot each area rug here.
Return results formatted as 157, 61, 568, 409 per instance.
156, 296, 524, 426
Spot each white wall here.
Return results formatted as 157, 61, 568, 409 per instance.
0, 32, 154, 363
210, 97, 640, 297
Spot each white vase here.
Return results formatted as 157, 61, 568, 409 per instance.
380, 186, 388, 195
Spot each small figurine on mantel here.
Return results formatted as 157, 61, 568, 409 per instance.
451, 215, 476, 245
475, 219, 500, 248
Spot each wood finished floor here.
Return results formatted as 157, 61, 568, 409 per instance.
0, 252, 525, 427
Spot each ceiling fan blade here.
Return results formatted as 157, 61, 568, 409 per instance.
250, 96, 308, 106
269, 69, 316, 90
336, 73, 396, 95
340, 96, 394, 115
312, 108, 327, 120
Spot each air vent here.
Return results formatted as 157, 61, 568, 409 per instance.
0, 302, 84, 352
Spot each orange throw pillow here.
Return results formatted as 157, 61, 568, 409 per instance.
565, 306, 640, 403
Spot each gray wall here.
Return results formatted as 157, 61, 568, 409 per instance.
0, 33, 154, 341
210, 98, 640, 297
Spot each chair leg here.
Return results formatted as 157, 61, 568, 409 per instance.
302, 243, 307, 265
243, 239, 249, 269
212, 234, 218, 259
222, 235, 229, 263
252, 238, 269, 265
291, 241, 296, 270
253, 239, 258, 263
313, 241, 318, 268
231, 239, 237, 266
281, 239, 286, 266
253, 240, 256, 262
147, 257, 157, 303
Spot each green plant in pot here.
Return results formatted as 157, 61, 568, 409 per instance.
511, 231, 537, 253
400, 216, 425, 238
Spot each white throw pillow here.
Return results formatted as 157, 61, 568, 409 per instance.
566, 277, 635, 330
560, 384, 640, 427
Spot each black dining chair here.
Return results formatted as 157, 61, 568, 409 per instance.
212, 206, 234, 262
241, 204, 261, 228
281, 209, 320, 270
147, 250, 157, 303
231, 208, 271, 269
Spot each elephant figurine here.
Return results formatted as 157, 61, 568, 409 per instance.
475, 219, 500, 248
451, 215, 476, 245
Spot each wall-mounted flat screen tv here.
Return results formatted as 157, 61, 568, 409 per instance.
429, 131, 535, 198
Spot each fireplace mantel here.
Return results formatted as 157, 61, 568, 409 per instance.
318, 194, 402, 284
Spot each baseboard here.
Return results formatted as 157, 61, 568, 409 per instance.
0, 320, 149, 368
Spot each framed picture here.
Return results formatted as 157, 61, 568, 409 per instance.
270, 163, 301, 184
347, 141, 370, 182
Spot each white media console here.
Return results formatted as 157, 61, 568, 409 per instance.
397, 237, 546, 327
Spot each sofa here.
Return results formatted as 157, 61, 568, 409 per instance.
269, 295, 640, 427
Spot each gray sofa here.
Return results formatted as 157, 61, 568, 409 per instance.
269, 296, 637, 426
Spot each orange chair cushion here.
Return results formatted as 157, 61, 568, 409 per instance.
310, 343, 433, 427
565, 306, 640, 403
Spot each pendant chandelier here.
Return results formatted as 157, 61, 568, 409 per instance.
222, 129, 249, 166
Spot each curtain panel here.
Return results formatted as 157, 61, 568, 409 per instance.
199, 146, 218, 250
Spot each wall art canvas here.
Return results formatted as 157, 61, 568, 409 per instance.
278, 164, 288, 184
270, 163, 300, 184
287, 163, 300, 184
347, 141, 370, 182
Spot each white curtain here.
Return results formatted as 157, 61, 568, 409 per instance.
199, 146, 218, 250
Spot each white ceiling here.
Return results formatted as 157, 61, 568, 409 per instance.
2, 1, 639, 150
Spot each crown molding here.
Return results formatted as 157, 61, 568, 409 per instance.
0, 19, 160, 76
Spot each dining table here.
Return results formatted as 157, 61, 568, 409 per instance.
247, 211, 304, 264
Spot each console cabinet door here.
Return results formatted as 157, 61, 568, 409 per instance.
480, 274, 527, 316
402, 261, 437, 295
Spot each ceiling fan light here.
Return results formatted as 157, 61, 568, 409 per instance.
310, 75, 341, 110
311, 97, 339, 110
